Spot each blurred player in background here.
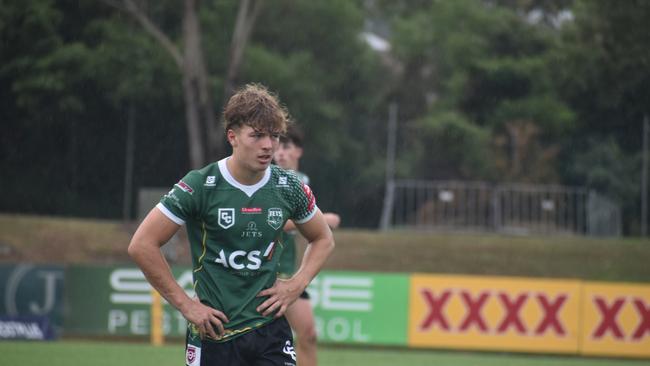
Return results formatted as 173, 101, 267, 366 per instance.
128, 84, 335, 366
274, 125, 340, 366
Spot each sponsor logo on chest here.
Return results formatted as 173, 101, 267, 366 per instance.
241, 207, 262, 214
241, 221, 263, 238
214, 241, 276, 270
217, 208, 283, 231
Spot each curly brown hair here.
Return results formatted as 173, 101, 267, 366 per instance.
223, 83, 289, 134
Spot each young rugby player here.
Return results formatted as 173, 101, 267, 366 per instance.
128, 84, 335, 366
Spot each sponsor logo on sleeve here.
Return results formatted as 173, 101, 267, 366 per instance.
175, 180, 194, 195
218, 208, 235, 229
277, 176, 288, 187
267, 208, 283, 230
164, 190, 184, 210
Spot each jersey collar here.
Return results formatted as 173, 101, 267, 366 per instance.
218, 157, 271, 197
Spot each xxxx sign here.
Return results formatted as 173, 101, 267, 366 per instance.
581, 282, 650, 358
408, 274, 581, 354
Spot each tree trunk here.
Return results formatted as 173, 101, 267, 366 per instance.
184, 0, 224, 165
105, 0, 249, 168
181, 0, 207, 168
223, 0, 263, 101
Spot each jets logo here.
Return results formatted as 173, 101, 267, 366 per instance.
218, 208, 235, 229
267, 208, 283, 230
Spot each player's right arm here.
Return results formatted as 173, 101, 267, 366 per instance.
129, 182, 229, 339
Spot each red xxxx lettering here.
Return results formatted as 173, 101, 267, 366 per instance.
459, 291, 490, 332
420, 289, 452, 331
497, 292, 528, 334
535, 294, 567, 336
593, 297, 625, 339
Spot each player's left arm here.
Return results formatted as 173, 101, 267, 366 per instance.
257, 209, 335, 317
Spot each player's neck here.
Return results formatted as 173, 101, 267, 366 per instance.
226, 156, 266, 185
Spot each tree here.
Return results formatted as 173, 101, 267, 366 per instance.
554, 0, 650, 151
553, 0, 650, 233
242, 0, 389, 226
2, 0, 391, 226
383, 0, 574, 182
103, 0, 262, 168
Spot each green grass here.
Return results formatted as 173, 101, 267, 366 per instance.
0, 213, 132, 263
2, 213, 650, 282
326, 230, 650, 282
1, 215, 649, 364
1, 341, 649, 366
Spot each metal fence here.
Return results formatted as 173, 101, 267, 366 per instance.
386, 180, 621, 237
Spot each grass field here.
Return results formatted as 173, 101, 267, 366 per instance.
2, 341, 650, 366
1, 213, 650, 282
1, 214, 650, 364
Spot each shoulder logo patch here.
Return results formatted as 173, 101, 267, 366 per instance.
205, 176, 216, 187
267, 208, 283, 230
277, 175, 289, 187
218, 208, 235, 229
175, 180, 194, 195
302, 183, 316, 212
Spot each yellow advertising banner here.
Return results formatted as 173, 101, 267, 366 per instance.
581, 282, 650, 358
408, 274, 581, 354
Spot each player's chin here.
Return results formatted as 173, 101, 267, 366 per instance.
252, 160, 270, 171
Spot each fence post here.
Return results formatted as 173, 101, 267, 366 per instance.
491, 186, 501, 232
380, 102, 398, 230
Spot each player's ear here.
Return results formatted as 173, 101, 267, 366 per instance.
295, 146, 303, 159
227, 129, 238, 147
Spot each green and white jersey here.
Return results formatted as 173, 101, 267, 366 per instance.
157, 157, 318, 342
277, 171, 309, 278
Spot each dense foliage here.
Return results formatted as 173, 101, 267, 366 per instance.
1, 0, 648, 232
